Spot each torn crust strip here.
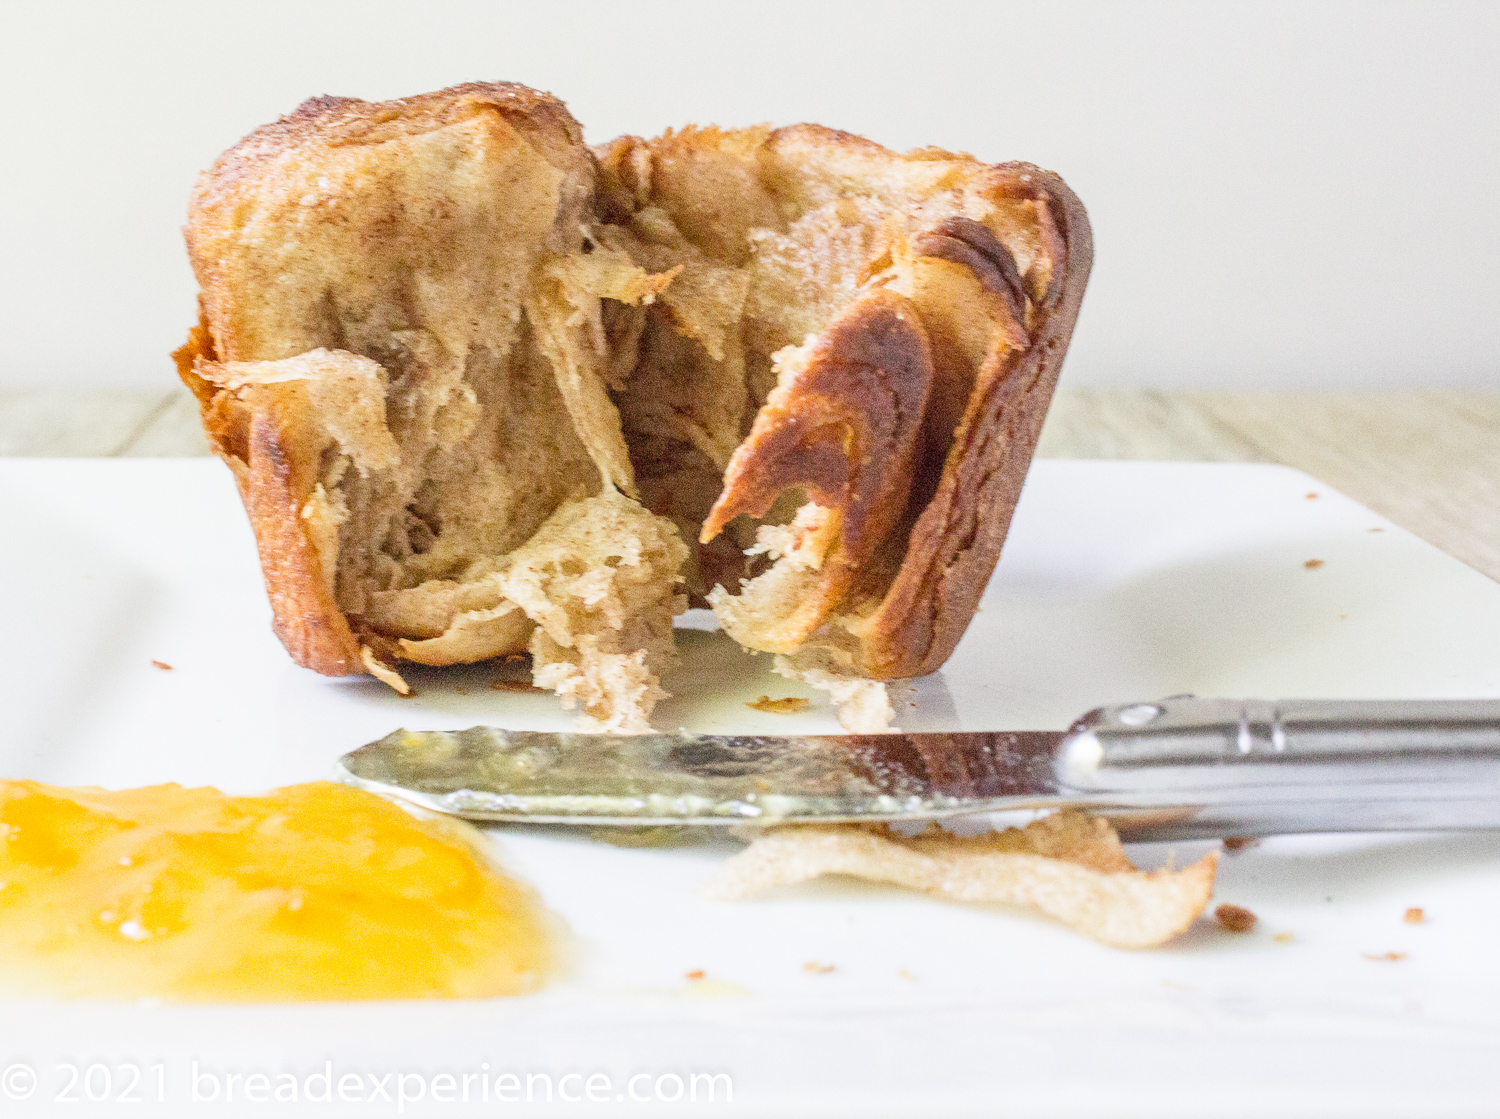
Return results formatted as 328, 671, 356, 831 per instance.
702, 810, 1218, 949
360, 646, 411, 696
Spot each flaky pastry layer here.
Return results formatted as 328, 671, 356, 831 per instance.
177, 82, 1092, 730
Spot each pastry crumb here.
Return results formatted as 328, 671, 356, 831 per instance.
1222, 836, 1260, 853
151, 660, 174, 671
685, 969, 705, 981
704, 811, 1218, 949
360, 646, 411, 695
1368, 527, 1384, 533
1404, 907, 1424, 925
898, 967, 916, 981
1305, 492, 1318, 500
1304, 558, 1324, 570
772, 656, 895, 732
1273, 931, 1294, 944
747, 695, 811, 714
1215, 903, 1257, 933
1363, 952, 1407, 962
803, 962, 835, 975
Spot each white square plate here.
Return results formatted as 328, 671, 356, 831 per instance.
2, 459, 1499, 1118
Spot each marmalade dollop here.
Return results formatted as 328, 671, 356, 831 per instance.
0, 779, 554, 1001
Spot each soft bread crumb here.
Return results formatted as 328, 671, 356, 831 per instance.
494, 490, 688, 732
706, 503, 836, 655
534, 649, 662, 734
773, 655, 894, 732
703, 811, 1218, 949
745, 502, 834, 569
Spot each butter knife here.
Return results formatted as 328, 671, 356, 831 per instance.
335, 697, 1500, 840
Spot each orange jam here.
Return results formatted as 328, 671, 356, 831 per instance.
0, 780, 555, 1001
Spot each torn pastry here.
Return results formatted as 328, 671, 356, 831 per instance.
702, 811, 1217, 949
177, 82, 1091, 731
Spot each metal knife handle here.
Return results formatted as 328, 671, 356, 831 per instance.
1056, 697, 1500, 839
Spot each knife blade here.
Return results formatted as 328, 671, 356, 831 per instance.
334, 697, 1500, 840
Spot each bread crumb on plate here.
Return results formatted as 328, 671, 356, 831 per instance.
747, 695, 811, 714
1215, 903, 1257, 933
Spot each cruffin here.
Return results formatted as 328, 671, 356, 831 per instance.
177, 81, 1092, 733
703, 809, 1217, 949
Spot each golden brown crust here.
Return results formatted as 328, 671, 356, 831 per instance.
179, 82, 591, 680
594, 122, 1092, 679
177, 309, 365, 675
177, 342, 366, 674
854, 166, 1091, 677
190, 83, 586, 247
913, 217, 1027, 325
242, 392, 365, 675
701, 288, 933, 645
187, 81, 592, 365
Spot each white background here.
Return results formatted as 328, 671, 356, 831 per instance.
1, 0, 1495, 391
